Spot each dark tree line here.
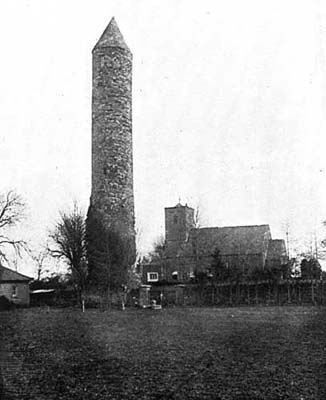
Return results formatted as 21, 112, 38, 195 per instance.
300, 258, 322, 280
194, 247, 322, 286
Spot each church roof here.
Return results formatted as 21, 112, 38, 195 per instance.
93, 17, 130, 52
0, 266, 32, 282
189, 225, 271, 256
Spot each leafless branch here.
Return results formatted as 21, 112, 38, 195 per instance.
31, 248, 49, 280
0, 190, 25, 229
48, 202, 88, 295
0, 190, 28, 265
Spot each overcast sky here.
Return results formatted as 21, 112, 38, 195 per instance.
1, 0, 326, 276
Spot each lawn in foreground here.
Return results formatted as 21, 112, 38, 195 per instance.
1, 306, 326, 399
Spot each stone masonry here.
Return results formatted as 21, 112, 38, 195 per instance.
91, 18, 135, 246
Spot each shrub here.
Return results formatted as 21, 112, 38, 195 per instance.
0, 295, 15, 311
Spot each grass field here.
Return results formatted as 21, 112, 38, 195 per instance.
1, 306, 326, 400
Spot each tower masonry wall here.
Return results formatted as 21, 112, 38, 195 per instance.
91, 45, 135, 239
165, 205, 195, 243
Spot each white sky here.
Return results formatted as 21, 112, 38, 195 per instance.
1, 0, 326, 276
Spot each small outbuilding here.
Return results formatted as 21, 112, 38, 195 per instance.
0, 266, 32, 306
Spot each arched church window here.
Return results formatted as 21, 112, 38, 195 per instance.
173, 215, 178, 224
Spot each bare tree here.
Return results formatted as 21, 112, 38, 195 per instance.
127, 221, 142, 290
149, 235, 166, 261
31, 248, 49, 280
194, 204, 202, 229
317, 220, 326, 260
49, 203, 88, 311
0, 190, 27, 266
281, 219, 300, 259
135, 220, 144, 265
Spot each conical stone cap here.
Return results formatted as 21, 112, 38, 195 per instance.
93, 17, 130, 52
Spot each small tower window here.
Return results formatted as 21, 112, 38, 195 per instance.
12, 285, 17, 298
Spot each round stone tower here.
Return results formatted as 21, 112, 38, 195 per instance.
91, 18, 135, 247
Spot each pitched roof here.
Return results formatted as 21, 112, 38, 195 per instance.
93, 17, 130, 52
189, 225, 271, 256
0, 266, 33, 282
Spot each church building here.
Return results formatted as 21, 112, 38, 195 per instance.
142, 203, 288, 284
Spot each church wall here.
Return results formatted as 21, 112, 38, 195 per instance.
185, 207, 195, 236
142, 258, 197, 284
142, 252, 267, 284
189, 253, 264, 275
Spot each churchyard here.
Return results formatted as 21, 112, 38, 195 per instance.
1, 306, 325, 399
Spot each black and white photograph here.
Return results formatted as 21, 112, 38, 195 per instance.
1, 1, 326, 399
